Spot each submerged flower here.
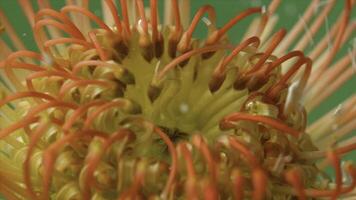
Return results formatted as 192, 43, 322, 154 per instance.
0, 0, 355, 199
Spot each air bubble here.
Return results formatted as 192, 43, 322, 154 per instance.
179, 103, 189, 114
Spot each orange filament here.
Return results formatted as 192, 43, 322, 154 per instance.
251, 168, 267, 200
27, 101, 77, 120
232, 169, 245, 200
104, 0, 123, 33
154, 127, 178, 197
44, 37, 92, 52
72, 60, 113, 74
178, 143, 196, 179
7, 61, 44, 72
285, 168, 306, 200
228, 137, 260, 168
327, 151, 342, 199
0, 91, 54, 108
192, 135, 218, 199
62, 99, 108, 133
61, 5, 114, 34
157, 44, 233, 81
222, 37, 261, 68
286, 164, 356, 198
221, 113, 300, 137
82, 100, 127, 130
41, 129, 106, 200
35, 19, 84, 40
150, 0, 159, 43
0, 101, 77, 139
229, 137, 267, 200
192, 135, 217, 181
212, 8, 262, 44
34, 19, 84, 50
211, 37, 260, 86
88, 31, 109, 61
25, 70, 79, 92
332, 141, 356, 156
178, 143, 199, 200
178, 5, 216, 51
247, 29, 286, 74
171, 0, 182, 34
265, 51, 304, 74
120, 172, 144, 200
23, 121, 50, 200
2, 62, 43, 91
203, 181, 218, 200
58, 79, 114, 99
266, 56, 312, 100
35, 9, 85, 39
0, 116, 39, 139
277, 57, 311, 89
135, 0, 149, 35
82, 129, 133, 199
4, 50, 43, 72
119, 0, 131, 36
4, 66, 29, 91
6, 50, 42, 63
1, 1, 354, 199
4, 51, 44, 90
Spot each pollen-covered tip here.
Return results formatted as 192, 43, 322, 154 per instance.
209, 73, 226, 93
154, 36, 164, 58
233, 74, 249, 90
113, 40, 129, 61
219, 118, 234, 130
119, 69, 135, 85
177, 32, 190, 53
148, 83, 162, 102
168, 28, 183, 58
125, 100, 142, 114
1, 0, 355, 199
139, 33, 154, 62
246, 74, 267, 92
168, 37, 179, 58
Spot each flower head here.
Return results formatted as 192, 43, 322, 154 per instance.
0, 0, 355, 199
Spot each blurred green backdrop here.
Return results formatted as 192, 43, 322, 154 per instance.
0, 0, 355, 199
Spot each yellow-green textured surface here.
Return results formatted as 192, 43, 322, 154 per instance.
0, 0, 355, 199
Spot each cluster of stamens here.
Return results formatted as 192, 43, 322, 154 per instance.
0, 0, 355, 200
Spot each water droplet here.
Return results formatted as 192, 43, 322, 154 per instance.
179, 103, 189, 114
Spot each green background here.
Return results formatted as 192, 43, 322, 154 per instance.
0, 0, 355, 199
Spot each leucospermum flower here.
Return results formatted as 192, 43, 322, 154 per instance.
0, 0, 355, 199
